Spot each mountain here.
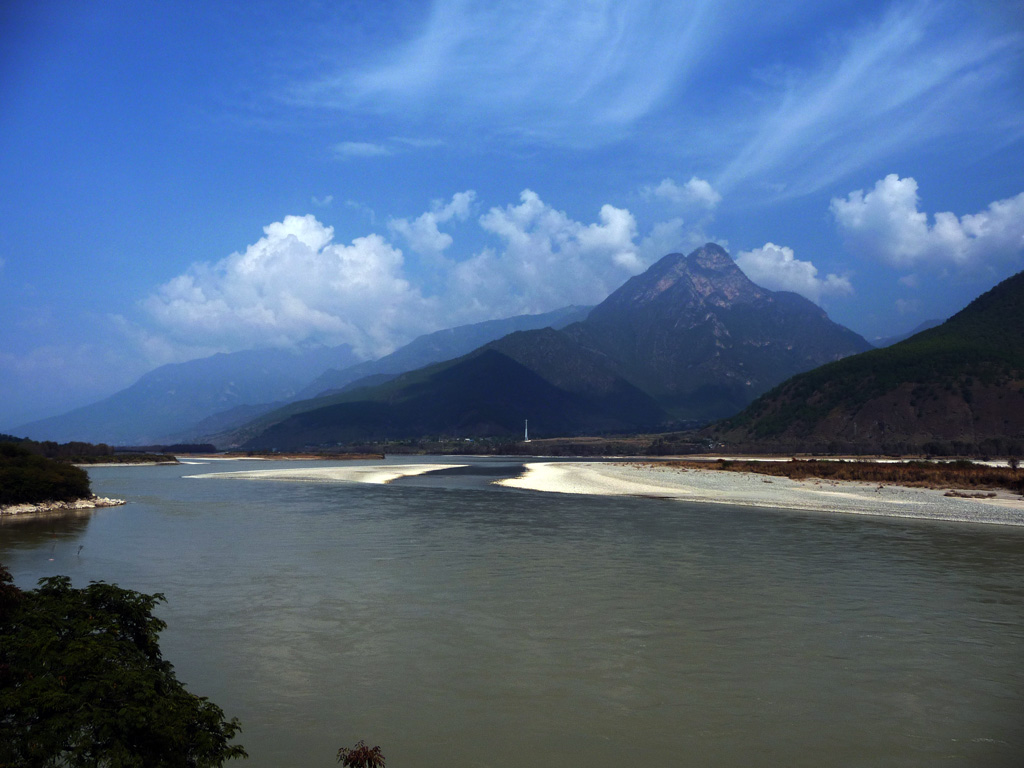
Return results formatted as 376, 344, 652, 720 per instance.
229, 245, 870, 449
15, 345, 360, 445
711, 269, 1024, 454
15, 307, 592, 446
565, 243, 872, 419
296, 305, 591, 398
243, 348, 668, 450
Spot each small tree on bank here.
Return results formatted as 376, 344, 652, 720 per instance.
337, 740, 385, 768
0, 564, 246, 767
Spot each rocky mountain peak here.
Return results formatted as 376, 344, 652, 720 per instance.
588, 244, 763, 324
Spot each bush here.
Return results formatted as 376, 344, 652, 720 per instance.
0, 564, 246, 767
0, 443, 92, 505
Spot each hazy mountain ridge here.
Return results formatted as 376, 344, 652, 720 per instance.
712, 269, 1024, 454
14, 307, 591, 446
296, 305, 592, 398
15, 345, 361, 445
235, 245, 873, 448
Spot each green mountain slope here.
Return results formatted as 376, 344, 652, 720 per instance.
295, 305, 591, 398
243, 349, 667, 450
712, 269, 1024, 454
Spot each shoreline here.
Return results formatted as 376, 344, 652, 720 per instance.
187, 463, 467, 485
0, 495, 126, 517
496, 462, 1024, 527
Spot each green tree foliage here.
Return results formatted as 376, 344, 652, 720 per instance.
0, 443, 92, 506
337, 741, 385, 768
0, 564, 246, 767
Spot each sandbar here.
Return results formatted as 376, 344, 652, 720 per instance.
496, 462, 1024, 526
188, 463, 466, 485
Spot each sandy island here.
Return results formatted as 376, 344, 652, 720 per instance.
188, 463, 466, 485
496, 462, 1024, 526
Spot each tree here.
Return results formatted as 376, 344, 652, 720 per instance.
0, 564, 246, 767
337, 741, 385, 768
0, 442, 92, 506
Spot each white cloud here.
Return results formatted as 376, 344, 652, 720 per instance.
637, 218, 716, 263
389, 191, 476, 259
311, 195, 334, 207
717, 4, 1020, 195
831, 174, 1024, 269
143, 215, 433, 358
896, 298, 920, 315
333, 141, 392, 158
449, 190, 643, 317
646, 177, 721, 209
137, 191, 714, 362
297, 1, 714, 147
735, 242, 852, 304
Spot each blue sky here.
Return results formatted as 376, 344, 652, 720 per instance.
1, 0, 1023, 427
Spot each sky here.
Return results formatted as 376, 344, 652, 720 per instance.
1, 0, 1023, 428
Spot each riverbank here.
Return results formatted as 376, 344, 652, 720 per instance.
0, 495, 126, 516
496, 461, 1024, 526
188, 463, 466, 485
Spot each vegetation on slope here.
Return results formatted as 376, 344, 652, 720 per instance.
713, 270, 1024, 453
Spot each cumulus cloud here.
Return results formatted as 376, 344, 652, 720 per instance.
831, 174, 1024, 269
389, 191, 476, 259
143, 215, 432, 358
735, 243, 853, 304
646, 177, 721, 209
333, 141, 392, 158
138, 191, 713, 362
637, 218, 716, 263
449, 190, 642, 317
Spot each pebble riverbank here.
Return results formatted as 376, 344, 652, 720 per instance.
0, 496, 126, 516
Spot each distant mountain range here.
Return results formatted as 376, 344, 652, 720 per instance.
235, 244, 873, 450
14, 306, 592, 445
295, 305, 591, 399
15, 345, 360, 445
711, 268, 1024, 454
872, 318, 944, 348
29, 243, 1009, 456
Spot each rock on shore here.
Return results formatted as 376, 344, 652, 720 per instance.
0, 496, 126, 516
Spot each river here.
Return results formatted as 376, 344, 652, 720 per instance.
2, 457, 1022, 767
